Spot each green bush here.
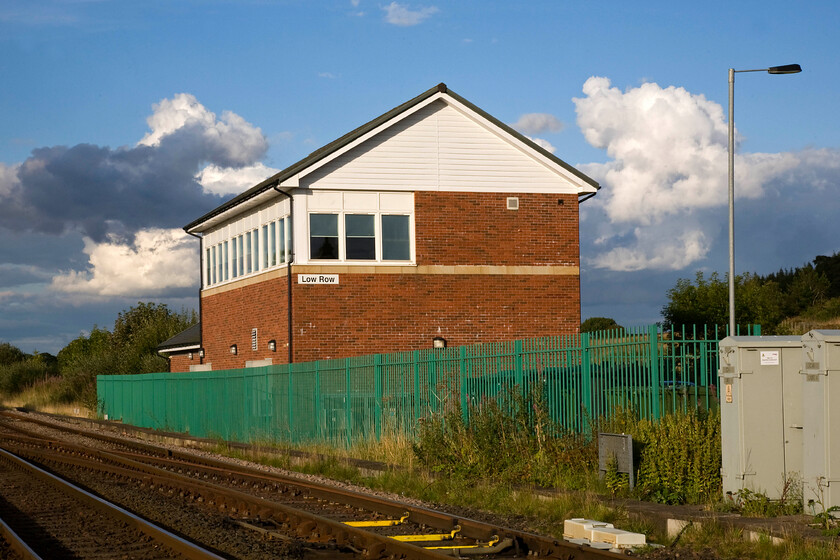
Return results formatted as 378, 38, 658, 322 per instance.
0, 359, 55, 395
605, 408, 722, 504
414, 395, 724, 505
412, 389, 598, 488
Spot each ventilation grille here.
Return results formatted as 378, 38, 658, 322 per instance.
506, 197, 519, 210
251, 328, 258, 351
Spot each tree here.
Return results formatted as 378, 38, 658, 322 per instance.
662, 271, 785, 333
581, 317, 622, 333
0, 342, 26, 366
814, 252, 840, 298
111, 302, 197, 375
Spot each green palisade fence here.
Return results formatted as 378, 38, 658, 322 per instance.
97, 324, 758, 445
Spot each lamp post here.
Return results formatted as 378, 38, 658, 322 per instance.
728, 63, 801, 335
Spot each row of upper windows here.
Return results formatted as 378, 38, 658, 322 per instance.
204, 212, 412, 287
206, 218, 290, 287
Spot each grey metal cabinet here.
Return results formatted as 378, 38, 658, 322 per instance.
719, 336, 803, 500
801, 330, 840, 512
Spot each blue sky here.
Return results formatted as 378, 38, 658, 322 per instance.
1, 0, 838, 354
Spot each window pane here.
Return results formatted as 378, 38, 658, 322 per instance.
269, 222, 276, 267
231, 239, 238, 278
382, 215, 410, 260
216, 245, 223, 282
346, 214, 375, 236
310, 214, 338, 259
345, 214, 375, 260
262, 225, 269, 269
310, 213, 338, 236
278, 218, 286, 263
223, 241, 229, 281
238, 236, 244, 274
245, 234, 252, 273
252, 229, 259, 271
205, 248, 211, 286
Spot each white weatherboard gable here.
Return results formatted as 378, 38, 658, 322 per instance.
296, 97, 593, 194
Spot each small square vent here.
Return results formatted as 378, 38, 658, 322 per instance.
506, 197, 519, 210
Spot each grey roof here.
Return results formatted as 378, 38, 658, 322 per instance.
157, 322, 201, 353
184, 83, 599, 233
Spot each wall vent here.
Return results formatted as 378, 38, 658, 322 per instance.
251, 328, 258, 351
506, 197, 519, 210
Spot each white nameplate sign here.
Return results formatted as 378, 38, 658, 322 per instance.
298, 274, 339, 285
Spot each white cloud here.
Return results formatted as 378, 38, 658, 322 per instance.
573, 76, 813, 271
0, 162, 20, 197
318, 72, 337, 79
196, 163, 278, 196
590, 228, 709, 272
51, 228, 196, 297
525, 136, 556, 154
382, 2, 438, 26
138, 93, 266, 167
511, 113, 564, 135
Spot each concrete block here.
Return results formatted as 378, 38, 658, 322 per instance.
563, 518, 614, 540
590, 527, 646, 548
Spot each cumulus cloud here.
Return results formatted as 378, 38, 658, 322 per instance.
0, 94, 268, 243
525, 136, 556, 154
511, 113, 564, 135
575, 76, 839, 272
51, 228, 197, 297
382, 2, 438, 26
0, 162, 20, 197
196, 163, 278, 196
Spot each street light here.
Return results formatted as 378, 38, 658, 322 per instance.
728, 63, 801, 335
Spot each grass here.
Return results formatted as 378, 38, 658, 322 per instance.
0, 377, 91, 417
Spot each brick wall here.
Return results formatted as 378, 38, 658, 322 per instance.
199, 191, 582, 368
168, 353, 199, 373
415, 192, 579, 266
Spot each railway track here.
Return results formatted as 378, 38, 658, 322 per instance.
0, 410, 628, 559
0, 445, 225, 560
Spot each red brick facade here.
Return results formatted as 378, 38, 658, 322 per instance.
193, 192, 582, 371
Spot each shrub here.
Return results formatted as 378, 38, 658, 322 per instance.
0, 359, 54, 395
412, 388, 598, 488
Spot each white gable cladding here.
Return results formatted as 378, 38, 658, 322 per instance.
299, 100, 582, 193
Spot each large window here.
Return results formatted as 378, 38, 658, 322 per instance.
308, 212, 411, 262
310, 214, 339, 260
345, 214, 375, 260
382, 215, 410, 261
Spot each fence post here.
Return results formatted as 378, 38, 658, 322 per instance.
581, 333, 592, 432
413, 350, 421, 425
514, 339, 524, 389
374, 354, 383, 440
649, 324, 661, 420
288, 366, 294, 442
314, 361, 321, 441
459, 346, 469, 424
345, 361, 352, 448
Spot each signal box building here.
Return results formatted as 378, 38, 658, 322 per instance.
167, 84, 599, 372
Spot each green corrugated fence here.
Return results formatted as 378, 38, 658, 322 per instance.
97, 324, 758, 445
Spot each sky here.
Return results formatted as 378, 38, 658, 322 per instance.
1, 0, 838, 354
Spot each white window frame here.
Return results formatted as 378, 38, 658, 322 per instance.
308, 211, 413, 264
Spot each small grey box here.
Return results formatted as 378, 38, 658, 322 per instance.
599, 432, 635, 489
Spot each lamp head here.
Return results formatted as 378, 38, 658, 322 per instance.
768, 64, 802, 74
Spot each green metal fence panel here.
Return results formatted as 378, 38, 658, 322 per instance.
97, 324, 754, 446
